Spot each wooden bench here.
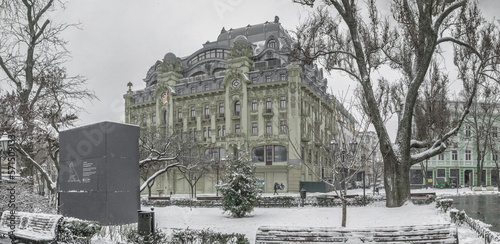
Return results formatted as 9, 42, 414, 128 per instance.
196, 196, 222, 201
410, 192, 436, 204
0, 211, 63, 243
148, 196, 170, 200
410, 192, 436, 198
328, 194, 359, 199
256, 224, 458, 243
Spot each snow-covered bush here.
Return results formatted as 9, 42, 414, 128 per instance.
126, 228, 168, 244
168, 228, 249, 244
58, 218, 102, 243
449, 209, 466, 225
216, 155, 260, 218
436, 198, 453, 213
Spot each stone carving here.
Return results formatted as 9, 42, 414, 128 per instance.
160, 52, 182, 73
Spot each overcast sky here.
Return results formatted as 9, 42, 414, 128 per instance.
53, 0, 318, 127
52, 0, 499, 132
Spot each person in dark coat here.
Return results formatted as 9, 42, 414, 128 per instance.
274, 182, 279, 195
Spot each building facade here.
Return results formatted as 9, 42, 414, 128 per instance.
410, 105, 500, 188
124, 17, 354, 194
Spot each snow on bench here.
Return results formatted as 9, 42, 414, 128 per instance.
0, 210, 63, 243
255, 224, 458, 243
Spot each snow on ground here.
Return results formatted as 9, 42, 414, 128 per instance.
144, 187, 497, 243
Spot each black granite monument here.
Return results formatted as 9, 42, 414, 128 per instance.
58, 121, 140, 225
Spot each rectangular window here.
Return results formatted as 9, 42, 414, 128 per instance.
222, 125, 226, 136
177, 109, 183, 121
438, 153, 444, 160
452, 150, 458, 160
191, 87, 196, 93
252, 77, 258, 83
280, 120, 287, 133
235, 124, 240, 133
204, 85, 209, 91
437, 168, 446, 178
191, 107, 196, 120
266, 98, 272, 113
219, 103, 224, 117
266, 76, 271, 82
252, 122, 258, 135
266, 121, 272, 134
493, 126, 498, 138
252, 99, 258, 111
465, 125, 471, 137
465, 149, 471, 161
280, 73, 287, 81
204, 104, 210, 119
280, 96, 286, 108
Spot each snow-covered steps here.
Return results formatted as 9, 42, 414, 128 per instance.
255, 224, 458, 243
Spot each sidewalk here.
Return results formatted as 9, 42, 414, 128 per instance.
0, 237, 10, 244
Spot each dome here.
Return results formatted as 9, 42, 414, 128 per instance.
163, 52, 177, 62
233, 35, 250, 44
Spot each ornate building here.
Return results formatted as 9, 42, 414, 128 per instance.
124, 16, 350, 194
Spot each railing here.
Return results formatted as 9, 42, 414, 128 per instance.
449, 208, 500, 244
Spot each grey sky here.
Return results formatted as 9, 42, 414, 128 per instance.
53, 0, 319, 126
52, 0, 499, 131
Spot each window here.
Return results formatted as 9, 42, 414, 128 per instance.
234, 101, 241, 116
465, 125, 471, 137
142, 114, 147, 125
252, 77, 258, 83
252, 122, 258, 135
204, 148, 226, 161
267, 39, 277, 48
266, 121, 272, 134
190, 106, 196, 120
204, 104, 210, 119
438, 153, 444, 160
218, 125, 226, 137
266, 76, 271, 82
465, 149, 471, 161
235, 124, 240, 133
177, 109, 183, 121
493, 126, 498, 138
437, 168, 446, 178
280, 73, 287, 81
266, 145, 273, 164
219, 102, 224, 117
451, 150, 458, 160
266, 98, 272, 113
204, 85, 209, 91
191, 87, 196, 93
280, 120, 287, 133
252, 99, 258, 111
251, 145, 287, 164
280, 96, 286, 108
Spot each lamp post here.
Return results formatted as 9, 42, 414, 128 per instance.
0, 132, 11, 180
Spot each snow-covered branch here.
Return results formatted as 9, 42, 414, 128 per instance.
140, 163, 182, 192
15, 143, 57, 192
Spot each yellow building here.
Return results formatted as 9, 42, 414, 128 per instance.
124, 17, 350, 195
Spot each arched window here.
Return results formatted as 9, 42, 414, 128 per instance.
267, 39, 277, 48
234, 101, 241, 116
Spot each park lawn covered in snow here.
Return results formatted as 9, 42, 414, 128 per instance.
152, 200, 483, 243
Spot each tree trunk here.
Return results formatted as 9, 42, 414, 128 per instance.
341, 198, 347, 227
384, 155, 411, 207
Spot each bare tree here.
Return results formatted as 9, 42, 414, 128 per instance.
0, 1, 96, 196
292, 0, 500, 207
465, 81, 500, 187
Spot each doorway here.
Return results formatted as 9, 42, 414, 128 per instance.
464, 170, 473, 186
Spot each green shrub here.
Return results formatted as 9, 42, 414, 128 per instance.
126, 228, 168, 244
169, 228, 249, 244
